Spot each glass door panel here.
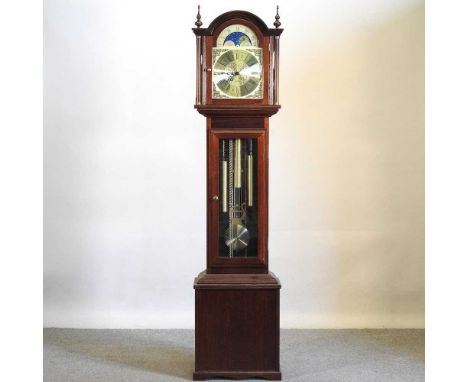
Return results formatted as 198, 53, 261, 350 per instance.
218, 138, 258, 258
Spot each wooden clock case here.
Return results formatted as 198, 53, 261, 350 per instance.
192, 8, 283, 380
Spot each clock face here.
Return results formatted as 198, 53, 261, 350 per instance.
212, 47, 263, 99
216, 24, 259, 47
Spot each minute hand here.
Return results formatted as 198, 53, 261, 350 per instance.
214, 71, 240, 75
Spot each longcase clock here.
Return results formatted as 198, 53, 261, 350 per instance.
192, 6, 283, 380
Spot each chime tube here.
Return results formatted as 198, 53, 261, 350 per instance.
234, 139, 242, 188
222, 160, 228, 212
247, 154, 253, 207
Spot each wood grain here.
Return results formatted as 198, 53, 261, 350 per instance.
194, 272, 281, 380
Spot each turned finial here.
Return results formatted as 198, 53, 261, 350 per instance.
195, 5, 203, 28
273, 5, 281, 28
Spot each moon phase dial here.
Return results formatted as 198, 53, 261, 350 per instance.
216, 24, 259, 47
212, 47, 263, 99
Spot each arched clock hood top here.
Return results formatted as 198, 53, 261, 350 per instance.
207, 10, 269, 34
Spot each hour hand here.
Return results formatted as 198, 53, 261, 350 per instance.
214, 70, 240, 75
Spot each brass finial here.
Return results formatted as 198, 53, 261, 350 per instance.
195, 5, 203, 28
274, 5, 281, 28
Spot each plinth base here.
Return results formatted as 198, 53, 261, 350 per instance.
193, 271, 281, 380
193, 370, 281, 380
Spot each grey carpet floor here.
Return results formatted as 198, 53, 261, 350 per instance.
44, 329, 424, 382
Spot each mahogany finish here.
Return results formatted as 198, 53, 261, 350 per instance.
192, 8, 283, 380
194, 272, 281, 380
195, 105, 280, 118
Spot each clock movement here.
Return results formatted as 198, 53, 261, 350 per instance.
192, 6, 283, 380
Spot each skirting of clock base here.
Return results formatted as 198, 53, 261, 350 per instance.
193, 370, 281, 380
193, 271, 281, 380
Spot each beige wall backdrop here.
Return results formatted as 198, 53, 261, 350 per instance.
44, 0, 424, 328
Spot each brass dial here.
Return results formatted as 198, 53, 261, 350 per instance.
212, 47, 263, 99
